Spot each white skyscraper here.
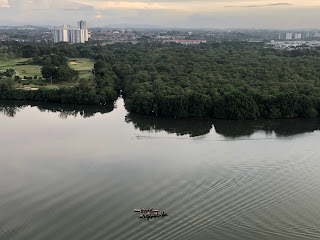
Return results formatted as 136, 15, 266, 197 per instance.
285, 33, 293, 40
61, 25, 68, 42
78, 20, 87, 30
53, 21, 89, 43
294, 33, 302, 39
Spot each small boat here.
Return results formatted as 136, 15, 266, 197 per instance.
134, 208, 169, 219
134, 208, 160, 213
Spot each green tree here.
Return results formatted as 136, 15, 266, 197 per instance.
41, 65, 57, 79
4, 69, 15, 78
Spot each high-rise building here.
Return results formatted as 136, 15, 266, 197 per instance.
294, 33, 302, 39
78, 20, 87, 30
53, 21, 89, 43
285, 33, 293, 40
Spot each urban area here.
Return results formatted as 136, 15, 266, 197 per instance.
1, 21, 320, 50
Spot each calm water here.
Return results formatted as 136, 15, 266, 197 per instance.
0, 98, 320, 240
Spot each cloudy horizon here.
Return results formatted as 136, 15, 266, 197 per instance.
0, 0, 320, 29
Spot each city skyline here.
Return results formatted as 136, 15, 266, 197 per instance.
0, 0, 320, 29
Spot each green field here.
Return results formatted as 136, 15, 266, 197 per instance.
0, 58, 94, 79
68, 58, 95, 79
0, 58, 42, 78
1, 58, 95, 90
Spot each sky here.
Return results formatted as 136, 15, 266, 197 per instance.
0, 0, 320, 29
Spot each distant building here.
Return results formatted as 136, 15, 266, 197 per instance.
315, 33, 320, 37
53, 20, 89, 43
285, 33, 293, 40
294, 33, 302, 39
162, 40, 206, 45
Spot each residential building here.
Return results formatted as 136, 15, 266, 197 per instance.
294, 33, 302, 39
53, 20, 89, 43
285, 33, 293, 40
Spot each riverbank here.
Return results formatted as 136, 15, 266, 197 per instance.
0, 88, 118, 105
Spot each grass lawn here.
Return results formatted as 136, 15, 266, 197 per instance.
0, 58, 42, 78
0, 57, 94, 79
68, 58, 95, 79
1, 57, 95, 90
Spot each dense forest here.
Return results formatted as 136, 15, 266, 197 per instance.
1, 41, 320, 119
114, 42, 320, 119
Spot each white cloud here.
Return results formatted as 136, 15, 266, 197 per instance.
0, 0, 9, 8
74, 0, 320, 13
8, 0, 91, 10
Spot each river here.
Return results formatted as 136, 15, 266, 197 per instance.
0, 98, 320, 240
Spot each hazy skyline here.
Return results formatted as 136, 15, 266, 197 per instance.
0, 0, 320, 29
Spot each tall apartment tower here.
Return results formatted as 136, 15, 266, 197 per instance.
285, 33, 293, 40
53, 20, 89, 44
78, 20, 88, 43
294, 33, 302, 40
78, 20, 87, 30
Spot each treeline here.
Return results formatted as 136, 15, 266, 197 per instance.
124, 91, 320, 119
0, 41, 116, 62
112, 42, 320, 119
0, 85, 117, 105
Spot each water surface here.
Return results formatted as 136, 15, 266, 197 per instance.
0, 98, 320, 240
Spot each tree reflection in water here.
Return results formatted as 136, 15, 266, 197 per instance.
127, 112, 320, 138
126, 113, 213, 137
1, 100, 320, 138
0, 100, 114, 119
213, 119, 320, 138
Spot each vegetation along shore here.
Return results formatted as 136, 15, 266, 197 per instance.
1, 41, 320, 119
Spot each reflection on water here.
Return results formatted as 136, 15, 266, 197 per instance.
1, 99, 320, 138
125, 113, 213, 137
126, 112, 320, 138
213, 118, 320, 138
0, 100, 114, 119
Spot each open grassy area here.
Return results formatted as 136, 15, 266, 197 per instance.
0, 57, 95, 79
68, 58, 95, 79
0, 58, 42, 78
1, 57, 95, 90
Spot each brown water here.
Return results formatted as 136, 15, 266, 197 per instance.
0, 98, 320, 240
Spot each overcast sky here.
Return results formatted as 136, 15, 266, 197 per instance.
0, 0, 320, 29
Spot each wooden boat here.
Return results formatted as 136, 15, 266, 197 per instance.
134, 209, 160, 213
